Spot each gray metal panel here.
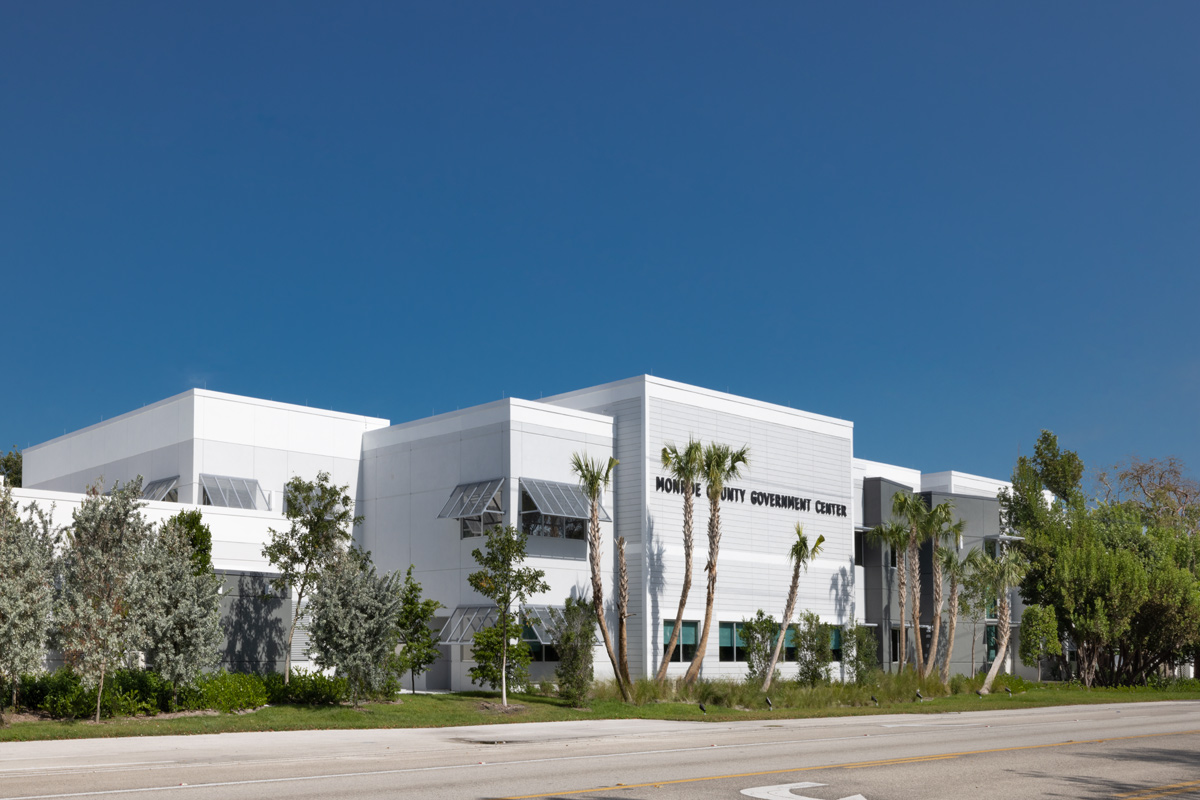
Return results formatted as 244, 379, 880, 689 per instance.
520, 478, 610, 522
437, 478, 504, 519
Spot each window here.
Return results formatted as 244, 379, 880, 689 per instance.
854, 530, 864, 567
461, 493, 503, 539
719, 622, 746, 662
830, 627, 843, 662
142, 476, 179, 503
889, 545, 897, 569
663, 620, 699, 662
985, 624, 998, 664
890, 627, 900, 663
522, 625, 559, 662
520, 489, 585, 540
199, 474, 266, 510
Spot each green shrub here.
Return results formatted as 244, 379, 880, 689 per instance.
263, 669, 347, 705
39, 669, 93, 719
198, 672, 269, 713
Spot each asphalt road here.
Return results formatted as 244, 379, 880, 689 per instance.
2, 701, 1198, 800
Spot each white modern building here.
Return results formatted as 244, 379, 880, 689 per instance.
12, 375, 1032, 687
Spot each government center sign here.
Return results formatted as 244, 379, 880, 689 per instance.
654, 476, 848, 518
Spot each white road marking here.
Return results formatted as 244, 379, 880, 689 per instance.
741, 782, 828, 799
0, 763, 177, 773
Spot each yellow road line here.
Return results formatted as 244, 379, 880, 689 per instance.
1118, 779, 1200, 800
499, 728, 1200, 799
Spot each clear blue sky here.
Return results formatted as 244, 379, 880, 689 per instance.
3, 2, 1197, 485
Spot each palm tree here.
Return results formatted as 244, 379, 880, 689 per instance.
893, 492, 931, 675
571, 452, 630, 702
935, 544, 981, 684
867, 520, 909, 671
979, 548, 1027, 694
761, 524, 824, 692
655, 439, 704, 683
683, 441, 749, 684
923, 505, 964, 679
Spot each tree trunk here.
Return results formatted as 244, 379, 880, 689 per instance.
925, 556, 944, 679
970, 622, 977, 675
616, 537, 632, 687
500, 606, 508, 707
762, 562, 801, 692
655, 489, 694, 683
411, 669, 416, 695
940, 579, 959, 685
980, 594, 1011, 694
896, 546, 908, 672
95, 666, 105, 724
684, 496, 721, 684
908, 535, 924, 677
589, 505, 630, 701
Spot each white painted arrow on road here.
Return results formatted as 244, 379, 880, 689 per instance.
741, 782, 867, 800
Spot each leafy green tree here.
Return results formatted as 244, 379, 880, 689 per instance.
844, 621, 879, 685
262, 472, 361, 683
740, 610, 780, 687
138, 515, 224, 705
684, 441, 750, 685
1018, 604, 1062, 681
0, 446, 20, 488
980, 548, 1027, 694
655, 439, 703, 683
793, 611, 831, 687
571, 453, 629, 701
467, 524, 549, 706
762, 524, 824, 691
307, 548, 401, 706
57, 480, 153, 722
959, 549, 991, 674
393, 566, 443, 694
469, 614, 532, 694
0, 487, 56, 715
867, 520, 909, 671
166, 508, 213, 575
548, 596, 596, 707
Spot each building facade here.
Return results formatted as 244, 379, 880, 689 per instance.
13, 376, 1033, 687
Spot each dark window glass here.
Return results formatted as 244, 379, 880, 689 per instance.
719, 622, 735, 661
784, 626, 796, 662
830, 627, 843, 662
890, 628, 900, 663
985, 624, 998, 663
521, 490, 585, 540
854, 530, 864, 567
664, 620, 699, 662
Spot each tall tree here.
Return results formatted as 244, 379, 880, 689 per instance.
615, 536, 632, 687
570, 453, 629, 701
393, 565, 443, 694
467, 524, 549, 706
262, 472, 360, 684
937, 545, 983, 684
979, 548, 1027, 694
1018, 604, 1062, 682
138, 515, 224, 705
923, 504, 964, 679
761, 524, 824, 691
684, 441, 749, 684
0, 446, 20, 488
308, 547, 402, 706
893, 491, 932, 675
655, 439, 703, 683
867, 520, 909, 672
548, 596, 596, 708
57, 480, 153, 723
166, 508, 214, 575
0, 487, 56, 715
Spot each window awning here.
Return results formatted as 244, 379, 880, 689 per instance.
199, 473, 266, 510
142, 476, 179, 502
520, 477, 609, 522
438, 478, 505, 519
438, 604, 566, 645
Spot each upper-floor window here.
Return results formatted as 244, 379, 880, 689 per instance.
142, 476, 179, 503
437, 478, 506, 539
199, 474, 267, 510
461, 493, 503, 539
520, 488, 585, 540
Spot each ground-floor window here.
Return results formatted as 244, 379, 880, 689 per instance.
985, 624, 998, 664
890, 627, 900, 663
522, 625, 559, 662
663, 620, 699, 662
719, 621, 797, 662
830, 627, 843, 662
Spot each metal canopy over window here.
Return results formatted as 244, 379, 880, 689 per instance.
520, 478, 609, 522
438, 478, 505, 519
142, 476, 179, 502
199, 473, 266, 510
439, 604, 566, 645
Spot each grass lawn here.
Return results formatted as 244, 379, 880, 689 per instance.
3, 685, 1199, 742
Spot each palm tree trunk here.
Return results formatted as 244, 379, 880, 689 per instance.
684, 497, 720, 684
980, 595, 1011, 694
940, 578, 959, 685
762, 562, 801, 692
896, 546, 908, 672
655, 491, 694, 683
589, 506, 630, 701
925, 557, 944, 679
616, 537, 632, 687
908, 535, 924, 677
